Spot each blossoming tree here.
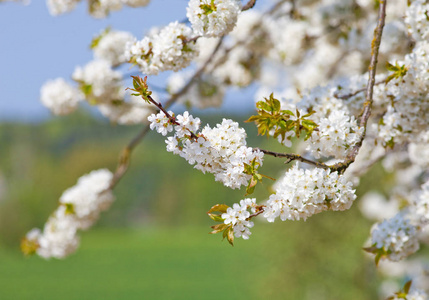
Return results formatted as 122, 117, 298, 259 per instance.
4, 0, 429, 298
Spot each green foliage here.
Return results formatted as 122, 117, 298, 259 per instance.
90, 27, 111, 49
243, 157, 274, 196
385, 61, 408, 84
363, 244, 391, 266
207, 204, 234, 246
200, 0, 216, 15
386, 280, 412, 300
246, 93, 318, 144
129, 76, 153, 103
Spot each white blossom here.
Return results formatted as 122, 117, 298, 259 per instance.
149, 112, 263, 189
222, 198, 256, 240
59, 169, 115, 227
405, 0, 429, 42
187, 0, 241, 37
264, 164, 356, 222
125, 22, 198, 75
40, 78, 82, 116
46, 0, 78, 15
88, 0, 123, 18
148, 111, 175, 136
24, 169, 115, 259
93, 30, 134, 66
370, 213, 419, 262
72, 60, 124, 104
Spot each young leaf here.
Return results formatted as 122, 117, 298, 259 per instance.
208, 204, 229, 214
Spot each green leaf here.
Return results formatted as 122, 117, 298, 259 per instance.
208, 213, 224, 222
81, 84, 92, 96
210, 223, 229, 234
245, 176, 257, 196
302, 119, 317, 129
386, 62, 397, 72
272, 97, 281, 112
64, 203, 75, 215
403, 280, 412, 294
226, 227, 234, 246
222, 225, 230, 239
90, 26, 111, 49
208, 204, 229, 214
281, 110, 294, 116
20, 237, 39, 256
375, 251, 382, 266
260, 173, 276, 181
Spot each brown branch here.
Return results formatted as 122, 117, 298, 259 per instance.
331, 0, 387, 173
335, 79, 385, 100
242, 0, 257, 11
256, 148, 330, 170
247, 205, 266, 220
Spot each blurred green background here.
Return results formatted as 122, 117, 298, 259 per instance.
0, 111, 383, 299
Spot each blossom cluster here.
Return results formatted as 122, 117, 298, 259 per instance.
412, 179, 429, 225
374, 41, 429, 146
187, 0, 241, 37
370, 213, 419, 262
40, 28, 154, 124
297, 85, 364, 160
72, 60, 124, 104
148, 111, 264, 189
125, 22, 198, 75
221, 198, 257, 240
307, 109, 363, 160
405, 0, 429, 42
46, 0, 150, 18
40, 78, 83, 116
263, 165, 356, 222
92, 30, 134, 66
22, 169, 115, 259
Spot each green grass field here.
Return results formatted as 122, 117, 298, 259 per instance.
0, 215, 378, 300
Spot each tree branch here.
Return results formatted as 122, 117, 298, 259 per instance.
256, 148, 330, 170
331, 0, 387, 173
242, 0, 257, 11
334, 79, 385, 100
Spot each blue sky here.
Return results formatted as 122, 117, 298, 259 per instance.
0, 0, 257, 122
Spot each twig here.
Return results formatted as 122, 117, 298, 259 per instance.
247, 205, 266, 220
335, 79, 385, 100
256, 148, 330, 170
331, 0, 387, 173
242, 0, 257, 11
